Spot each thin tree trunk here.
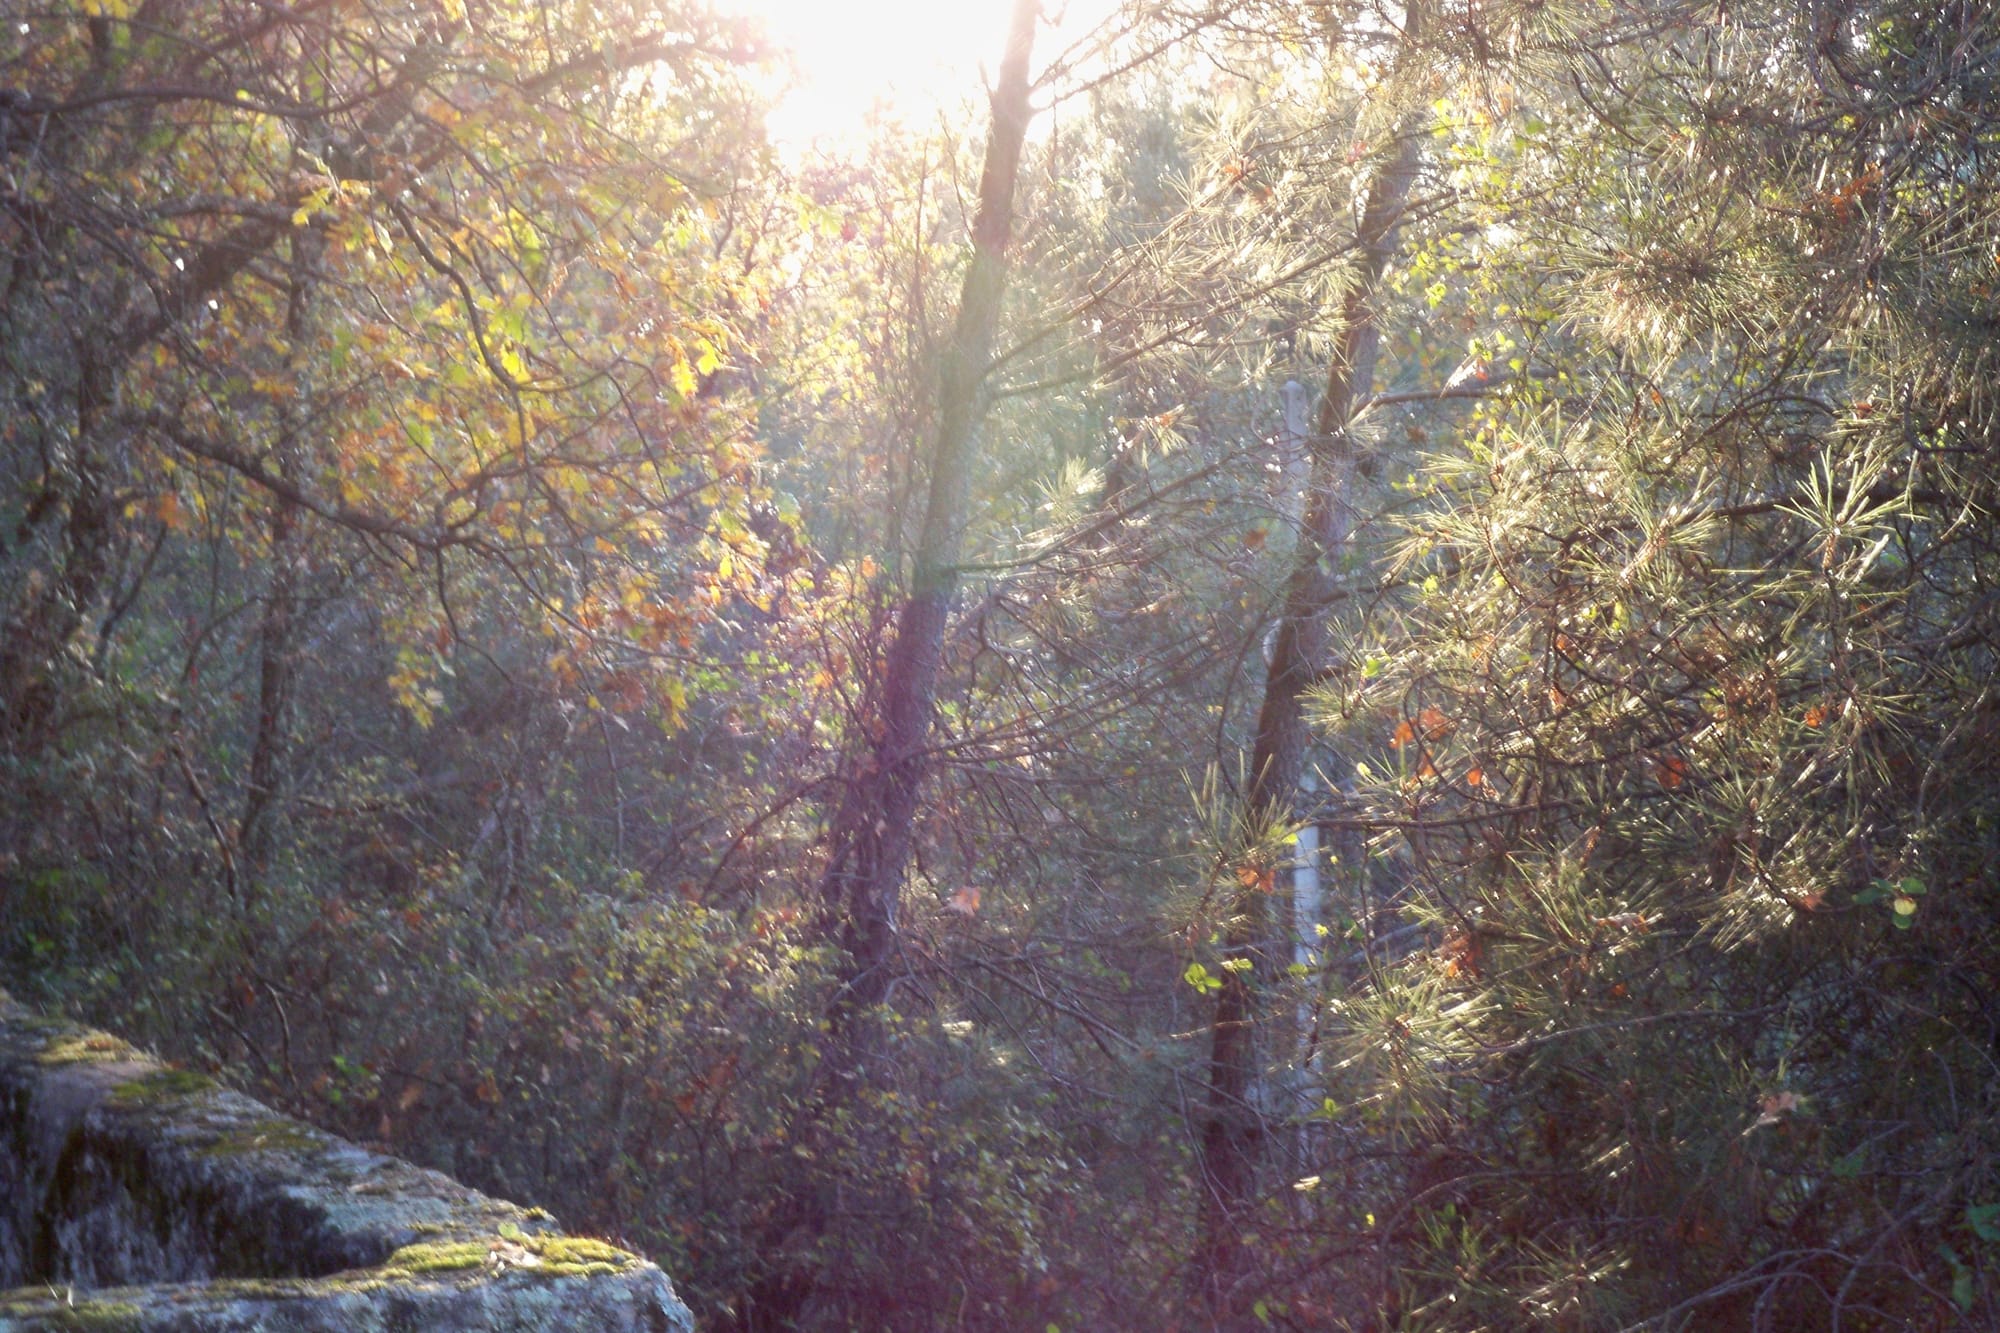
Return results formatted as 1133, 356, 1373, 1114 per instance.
818, 0, 1040, 1020
745, 14, 1042, 1326
1197, 26, 1427, 1312
240, 226, 320, 889
0, 354, 117, 754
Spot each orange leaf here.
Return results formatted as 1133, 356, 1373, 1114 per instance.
1465, 766, 1484, 788
1390, 720, 1416, 748
948, 885, 982, 916
1418, 706, 1454, 740
1234, 865, 1276, 893
1803, 703, 1826, 728
1653, 755, 1689, 789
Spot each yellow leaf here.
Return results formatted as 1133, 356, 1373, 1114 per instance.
291, 185, 333, 228
441, 0, 467, 18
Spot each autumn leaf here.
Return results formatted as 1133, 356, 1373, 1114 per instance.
1234, 864, 1277, 893
1744, 1090, 1803, 1135
948, 885, 982, 916
1439, 930, 1483, 979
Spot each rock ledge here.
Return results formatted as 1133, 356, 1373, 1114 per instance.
0, 989, 692, 1331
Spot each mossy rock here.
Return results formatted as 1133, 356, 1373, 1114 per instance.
2, 992, 695, 1330
110, 1068, 216, 1105
0, 1299, 145, 1331
35, 1032, 137, 1066
192, 1117, 327, 1158
381, 1239, 494, 1276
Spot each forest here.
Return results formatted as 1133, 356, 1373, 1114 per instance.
2, 0, 1998, 1327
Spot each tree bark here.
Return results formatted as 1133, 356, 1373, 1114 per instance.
817, 0, 1041, 1020
1197, 23, 1427, 1312
0, 352, 117, 754
239, 224, 321, 890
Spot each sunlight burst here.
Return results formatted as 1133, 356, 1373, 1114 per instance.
715, 0, 1121, 149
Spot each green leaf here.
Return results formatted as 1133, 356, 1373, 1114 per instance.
1968, 1203, 2000, 1243
1183, 962, 1221, 994
1941, 1243, 1973, 1310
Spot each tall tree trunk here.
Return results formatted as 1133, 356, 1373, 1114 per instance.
818, 0, 1040, 1021
745, 13, 1042, 1327
1197, 22, 1427, 1312
239, 225, 321, 890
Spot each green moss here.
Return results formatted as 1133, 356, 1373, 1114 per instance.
383, 1239, 492, 1275
111, 1067, 216, 1103
529, 1235, 638, 1277
376, 1233, 639, 1282
23, 1299, 144, 1330
195, 1116, 326, 1157
534, 1237, 631, 1265
36, 1031, 136, 1065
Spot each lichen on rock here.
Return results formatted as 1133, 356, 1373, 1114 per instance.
0, 989, 693, 1332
